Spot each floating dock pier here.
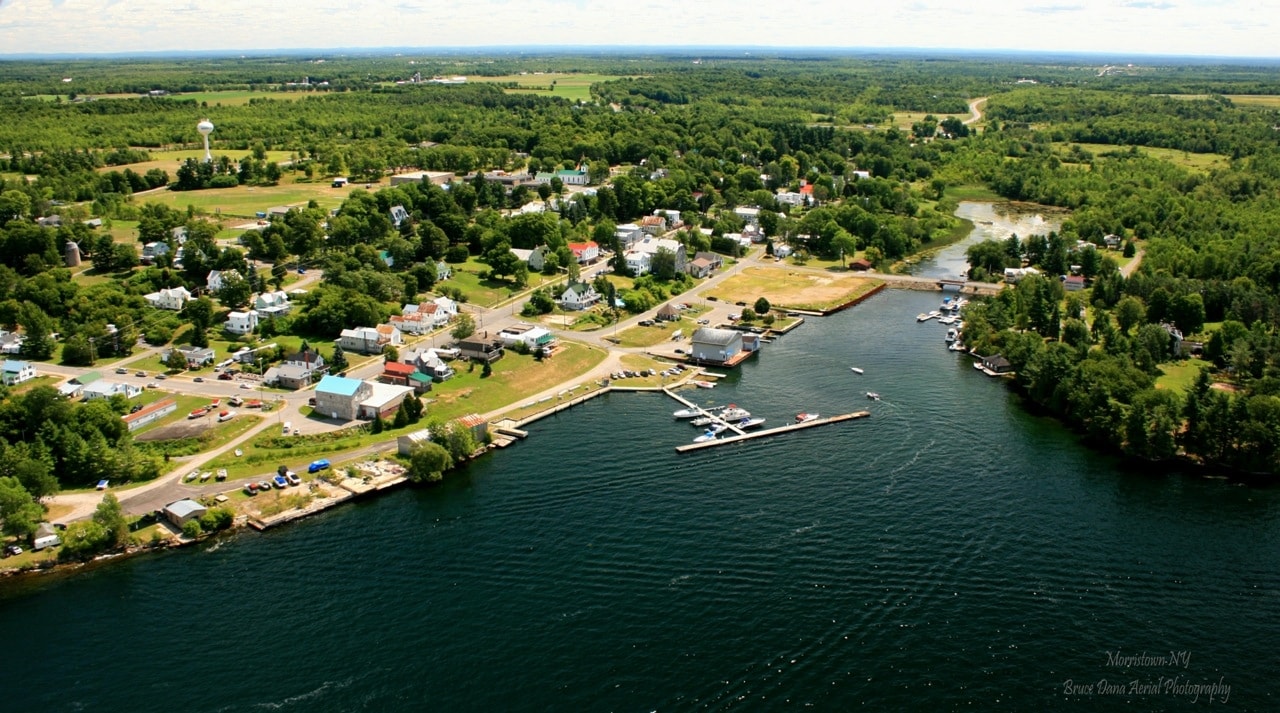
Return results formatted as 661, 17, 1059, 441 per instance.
675, 411, 870, 453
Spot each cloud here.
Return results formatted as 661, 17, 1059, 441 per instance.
1123, 1, 1176, 8
1025, 4, 1084, 13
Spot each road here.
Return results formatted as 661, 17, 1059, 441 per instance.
1121, 249, 1145, 277
964, 97, 988, 126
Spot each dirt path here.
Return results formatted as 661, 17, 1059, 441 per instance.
964, 97, 988, 126
1121, 249, 1145, 277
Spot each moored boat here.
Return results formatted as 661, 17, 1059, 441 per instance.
949, 341, 966, 352
673, 407, 701, 419
692, 380, 715, 389
850, 367, 864, 374
795, 412, 819, 423
720, 405, 751, 421
693, 429, 718, 443
737, 417, 766, 429
945, 328, 958, 343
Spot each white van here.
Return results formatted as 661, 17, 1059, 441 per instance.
282, 421, 292, 435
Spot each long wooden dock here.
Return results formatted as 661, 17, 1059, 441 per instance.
674, 411, 870, 453
665, 388, 747, 436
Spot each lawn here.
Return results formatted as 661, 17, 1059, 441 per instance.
1155, 358, 1213, 393
132, 177, 354, 217
471, 73, 626, 101
613, 316, 699, 348
445, 259, 562, 307
99, 149, 294, 177
708, 266, 885, 311
890, 110, 967, 131
428, 342, 608, 422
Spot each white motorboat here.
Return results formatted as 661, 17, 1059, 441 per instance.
949, 341, 966, 352
795, 412, 819, 423
720, 405, 751, 421
850, 367, 864, 374
692, 380, 715, 389
945, 328, 958, 343
673, 407, 702, 419
737, 417, 766, 429
866, 391, 881, 401
693, 429, 719, 443
690, 415, 717, 427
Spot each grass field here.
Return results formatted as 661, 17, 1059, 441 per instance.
100, 149, 294, 177
1155, 358, 1213, 393
133, 177, 354, 216
890, 110, 968, 131
470, 73, 626, 101
1160, 94, 1280, 108
446, 258, 563, 307
708, 266, 884, 311
169, 90, 310, 107
1057, 142, 1230, 173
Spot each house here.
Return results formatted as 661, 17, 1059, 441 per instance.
456, 339, 504, 364
567, 241, 600, 264
164, 499, 207, 527
171, 226, 188, 244
358, 382, 414, 420
314, 375, 373, 420
1161, 323, 1185, 357
497, 323, 556, 351
261, 363, 315, 390
687, 257, 714, 278
122, 397, 177, 431
628, 237, 687, 275
1063, 275, 1086, 292
534, 166, 589, 186
389, 205, 410, 228
435, 261, 452, 281
402, 300, 453, 329
405, 348, 455, 382
774, 244, 793, 259
381, 360, 418, 386
253, 290, 291, 316
693, 251, 723, 271
332, 176, 348, 188
389, 171, 454, 186
510, 246, 547, 272
37, 215, 62, 228
1104, 234, 1123, 250
206, 269, 241, 293
558, 281, 601, 311
141, 241, 170, 262
776, 191, 806, 207
1, 360, 36, 386
459, 413, 489, 443
81, 380, 143, 401
0, 331, 23, 355
981, 354, 1014, 375
377, 324, 403, 347
171, 345, 215, 369
397, 428, 433, 456
615, 223, 645, 249
734, 206, 761, 225
849, 258, 873, 272
224, 310, 259, 335
640, 216, 667, 235
338, 327, 393, 355
144, 286, 192, 311
656, 303, 682, 322
389, 311, 430, 336
690, 327, 745, 365
624, 250, 651, 276
654, 209, 683, 228
1004, 267, 1040, 284
432, 296, 458, 323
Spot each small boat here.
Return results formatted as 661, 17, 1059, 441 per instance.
215, 469, 228, 481
850, 367, 864, 374
737, 417, 766, 429
673, 407, 702, 419
692, 380, 715, 389
939, 315, 956, 325
198, 471, 212, 482
184, 470, 199, 482
720, 405, 751, 421
949, 341, 966, 352
945, 328, 958, 343
690, 415, 717, 427
693, 429, 719, 443
916, 313, 932, 322
796, 412, 819, 423
866, 391, 881, 401
973, 361, 985, 370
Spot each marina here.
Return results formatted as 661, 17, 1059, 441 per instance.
675, 411, 871, 453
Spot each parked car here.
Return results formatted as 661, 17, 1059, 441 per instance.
218, 372, 233, 380
285, 472, 301, 486
115, 367, 128, 374
3, 544, 22, 557
244, 483, 259, 496
135, 371, 146, 377
240, 383, 251, 390
193, 377, 204, 383
308, 459, 331, 473
697, 318, 710, 325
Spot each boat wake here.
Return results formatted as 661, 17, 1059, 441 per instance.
885, 439, 935, 494
239, 675, 356, 711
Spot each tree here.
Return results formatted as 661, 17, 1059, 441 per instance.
452, 313, 476, 341
832, 229, 857, 268
1115, 296, 1146, 334
91, 493, 128, 549
753, 297, 771, 316
393, 405, 409, 428
407, 442, 453, 484
330, 343, 348, 373
183, 296, 215, 348
216, 272, 252, 309
1170, 293, 1205, 335
17, 302, 55, 360
0, 476, 42, 539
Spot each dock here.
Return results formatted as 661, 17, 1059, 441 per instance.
665, 388, 748, 436
674, 411, 870, 453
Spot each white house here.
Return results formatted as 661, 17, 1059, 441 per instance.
224, 310, 259, 335
639, 216, 667, 235
497, 323, 556, 351
558, 281, 601, 311
432, 296, 459, 323
0, 331, 22, 355
144, 286, 192, 311
734, 206, 761, 225
390, 205, 410, 228
690, 327, 745, 365
1, 360, 36, 386
81, 380, 143, 401
171, 345, 216, 368
624, 250, 651, 275
627, 237, 687, 274
206, 269, 241, 293
510, 246, 547, 272
339, 326, 401, 355
615, 223, 645, 249
654, 209, 683, 228
435, 261, 452, 281
253, 290, 291, 316
405, 348, 455, 382
567, 241, 600, 264
141, 241, 170, 262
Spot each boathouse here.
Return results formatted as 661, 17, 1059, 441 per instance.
689, 327, 745, 366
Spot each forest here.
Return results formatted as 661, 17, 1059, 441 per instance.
0, 51, 1278, 518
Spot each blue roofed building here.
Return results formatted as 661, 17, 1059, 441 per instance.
314, 375, 372, 420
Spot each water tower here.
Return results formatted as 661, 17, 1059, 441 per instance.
197, 119, 215, 162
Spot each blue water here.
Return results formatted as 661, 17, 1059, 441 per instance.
2, 289, 1275, 711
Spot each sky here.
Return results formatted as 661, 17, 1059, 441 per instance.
0, 0, 1275, 58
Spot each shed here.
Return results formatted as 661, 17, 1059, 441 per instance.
33, 522, 61, 551
164, 499, 207, 527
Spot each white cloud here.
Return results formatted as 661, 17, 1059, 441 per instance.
0, 0, 1274, 57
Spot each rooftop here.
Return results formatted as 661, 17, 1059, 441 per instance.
316, 374, 365, 397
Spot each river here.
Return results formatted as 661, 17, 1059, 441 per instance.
1, 289, 1276, 711
910, 201, 1065, 280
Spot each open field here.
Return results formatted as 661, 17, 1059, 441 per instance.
168, 90, 311, 106
1155, 358, 1213, 394
707, 266, 884, 311
133, 177, 354, 216
1056, 142, 1230, 173
429, 342, 608, 422
890, 111, 967, 131
1160, 94, 1280, 108
100, 149, 294, 176
446, 258, 564, 307
470, 73, 626, 101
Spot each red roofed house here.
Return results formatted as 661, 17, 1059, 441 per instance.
458, 413, 489, 444
381, 360, 417, 386
640, 215, 667, 235
567, 241, 600, 264
849, 258, 873, 271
